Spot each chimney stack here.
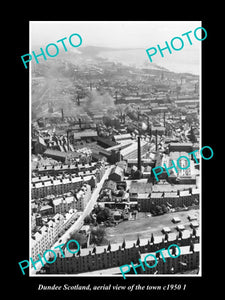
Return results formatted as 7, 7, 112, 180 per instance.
67, 130, 70, 150
155, 130, 158, 151
61, 109, 64, 121
77, 94, 80, 106
78, 118, 82, 129
137, 136, 141, 171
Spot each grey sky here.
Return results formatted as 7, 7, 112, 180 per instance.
30, 21, 202, 74
30, 21, 201, 48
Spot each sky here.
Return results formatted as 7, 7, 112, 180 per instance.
30, 21, 202, 74
30, 21, 202, 48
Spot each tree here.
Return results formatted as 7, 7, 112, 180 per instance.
68, 232, 86, 249
188, 126, 197, 143
160, 204, 168, 214
96, 207, 113, 224
117, 189, 125, 197
93, 204, 102, 214
90, 227, 106, 245
150, 207, 156, 216
84, 214, 92, 225
103, 116, 112, 127
155, 205, 163, 215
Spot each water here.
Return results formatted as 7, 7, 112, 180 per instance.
98, 48, 200, 75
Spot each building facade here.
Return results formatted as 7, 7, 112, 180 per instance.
31, 211, 79, 261
137, 188, 199, 212
75, 184, 92, 211
31, 176, 94, 199
31, 213, 64, 261
44, 232, 199, 275
52, 196, 76, 214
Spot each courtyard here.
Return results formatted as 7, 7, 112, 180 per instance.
104, 208, 199, 244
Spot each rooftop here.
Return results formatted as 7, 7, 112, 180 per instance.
164, 192, 178, 198
40, 205, 52, 211
44, 149, 80, 158
169, 142, 193, 147
120, 140, 148, 157
150, 192, 163, 198
113, 133, 132, 141
110, 166, 124, 177
129, 181, 152, 194
102, 180, 117, 191
48, 226, 199, 261
140, 243, 200, 262
152, 184, 196, 193
74, 130, 98, 139
180, 190, 191, 197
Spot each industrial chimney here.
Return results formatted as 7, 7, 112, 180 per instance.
137, 136, 141, 171
61, 109, 64, 121
66, 130, 70, 152
155, 130, 158, 151
78, 118, 82, 129
77, 94, 80, 106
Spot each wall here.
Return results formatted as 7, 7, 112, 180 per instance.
138, 193, 199, 212
45, 234, 199, 274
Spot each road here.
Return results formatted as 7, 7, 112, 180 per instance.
30, 164, 114, 275
53, 164, 114, 245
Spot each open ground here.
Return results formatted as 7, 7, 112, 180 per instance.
104, 209, 199, 244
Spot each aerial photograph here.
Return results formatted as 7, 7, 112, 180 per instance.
30, 21, 201, 277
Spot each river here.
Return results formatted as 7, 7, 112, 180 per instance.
98, 48, 200, 75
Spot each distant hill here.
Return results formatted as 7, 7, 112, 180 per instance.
80, 46, 167, 70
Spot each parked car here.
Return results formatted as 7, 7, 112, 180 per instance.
162, 227, 171, 234
172, 216, 181, 223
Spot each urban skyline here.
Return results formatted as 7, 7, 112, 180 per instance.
30, 21, 201, 75
30, 21, 201, 277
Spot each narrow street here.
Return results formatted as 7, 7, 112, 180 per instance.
53, 164, 114, 245
30, 165, 114, 275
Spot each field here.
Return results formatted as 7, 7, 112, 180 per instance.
104, 209, 199, 245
